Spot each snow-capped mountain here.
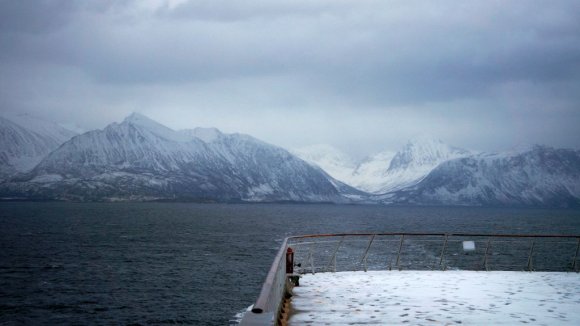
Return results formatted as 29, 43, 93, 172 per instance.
1, 113, 351, 202
0, 115, 77, 181
7, 114, 78, 144
370, 136, 472, 193
1, 113, 578, 206
293, 136, 470, 194
386, 145, 580, 207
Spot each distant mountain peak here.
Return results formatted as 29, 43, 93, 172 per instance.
403, 135, 453, 154
1, 118, 348, 202
182, 127, 223, 143
386, 145, 580, 207
0, 115, 77, 177
123, 112, 158, 125
3, 113, 77, 139
407, 133, 444, 144
508, 143, 549, 153
293, 144, 355, 166
121, 112, 190, 142
388, 136, 468, 171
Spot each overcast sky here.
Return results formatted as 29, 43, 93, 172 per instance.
1, 0, 579, 158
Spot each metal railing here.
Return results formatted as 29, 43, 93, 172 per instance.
252, 237, 289, 314
241, 232, 580, 325
290, 233, 580, 273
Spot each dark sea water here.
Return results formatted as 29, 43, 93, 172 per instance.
1, 203, 579, 325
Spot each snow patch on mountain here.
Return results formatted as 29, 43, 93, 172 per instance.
123, 112, 191, 142
349, 150, 396, 192
181, 127, 223, 143
292, 144, 357, 184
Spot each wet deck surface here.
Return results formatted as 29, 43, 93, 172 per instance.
288, 271, 580, 325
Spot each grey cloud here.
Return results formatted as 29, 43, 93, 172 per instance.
5, 0, 577, 103
157, 0, 340, 22
0, 0, 77, 34
1, 0, 579, 154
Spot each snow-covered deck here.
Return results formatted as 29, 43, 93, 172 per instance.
289, 271, 580, 325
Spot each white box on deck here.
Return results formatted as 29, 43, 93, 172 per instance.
463, 240, 476, 251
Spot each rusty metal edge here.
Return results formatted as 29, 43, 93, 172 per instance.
288, 232, 580, 239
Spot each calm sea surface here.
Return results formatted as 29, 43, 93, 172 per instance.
1, 203, 579, 325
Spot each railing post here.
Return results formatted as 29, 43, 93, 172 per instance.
526, 240, 535, 272
438, 234, 448, 270
326, 236, 344, 273
360, 234, 376, 272
482, 238, 491, 271
387, 236, 393, 271
307, 243, 316, 275
396, 234, 405, 270
572, 238, 580, 272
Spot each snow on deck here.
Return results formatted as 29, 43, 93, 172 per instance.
289, 271, 580, 325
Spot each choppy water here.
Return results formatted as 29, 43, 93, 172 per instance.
1, 203, 579, 325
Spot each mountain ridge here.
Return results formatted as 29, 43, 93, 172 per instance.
1, 113, 354, 203
1, 113, 579, 206
382, 145, 580, 207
